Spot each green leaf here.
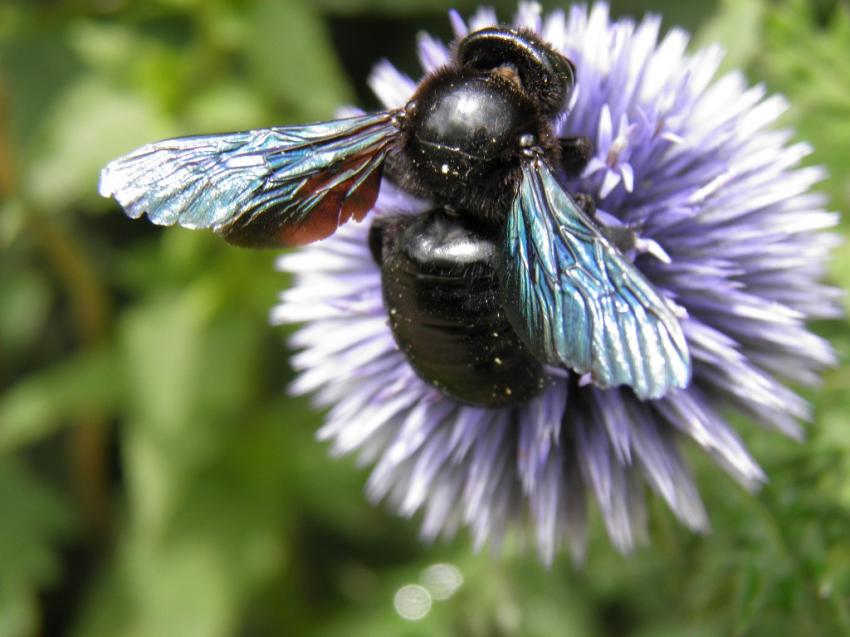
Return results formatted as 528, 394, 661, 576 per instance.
75, 408, 290, 637
694, 0, 764, 72
183, 81, 270, 132
0, 458, 74, 637
315, 0, 472, 14
313, 0, 545, 18
118, 289, 211, 538
0, 587, 36, 637
754, 0, 850, 214
0, 345, 120, 453
246, 0, 352, 120
0, 262, 51, 355
23, 75, 175, 212
0, 20, 83, 158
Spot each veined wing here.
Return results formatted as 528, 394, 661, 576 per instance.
500, 158, 690, 400
99, 111, 402, 247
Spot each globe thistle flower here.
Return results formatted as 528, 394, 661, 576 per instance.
272, 2, 841, 564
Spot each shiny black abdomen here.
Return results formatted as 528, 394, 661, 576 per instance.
370, 210, 546, 407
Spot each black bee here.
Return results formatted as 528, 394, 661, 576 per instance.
100, 27, 690, 407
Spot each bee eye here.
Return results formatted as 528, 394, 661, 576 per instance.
456, 27, 575, 116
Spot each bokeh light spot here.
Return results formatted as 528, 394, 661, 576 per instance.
421, 562, 463, 600
393, 584, 432, 620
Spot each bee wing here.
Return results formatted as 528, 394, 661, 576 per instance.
99, 111, 402, 247
500, 158, 690, 400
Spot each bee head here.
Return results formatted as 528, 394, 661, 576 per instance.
456, 27, 576, 118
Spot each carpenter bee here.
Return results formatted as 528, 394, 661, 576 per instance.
100, 27, 691, 407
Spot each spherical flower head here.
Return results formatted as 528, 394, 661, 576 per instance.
272, 2, 841, 564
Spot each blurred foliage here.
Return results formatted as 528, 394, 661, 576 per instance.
0, 0, 849, 635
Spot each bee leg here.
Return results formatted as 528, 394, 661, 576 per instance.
573, 192, 596, 217
575, 191, 642, 251
601, 224, 639, 254
576, 192, 644, 254
591, 208, 672, 262
559, 135, 593, 176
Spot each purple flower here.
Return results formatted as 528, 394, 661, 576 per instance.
272, 2, 841, 564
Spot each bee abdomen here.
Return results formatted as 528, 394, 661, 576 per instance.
371, 211, 546, 407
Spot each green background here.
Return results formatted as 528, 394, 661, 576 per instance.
1, 0, 849, 635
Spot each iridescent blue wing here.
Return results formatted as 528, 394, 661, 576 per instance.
99, 111, 401, 247
500, 158, 690, 400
